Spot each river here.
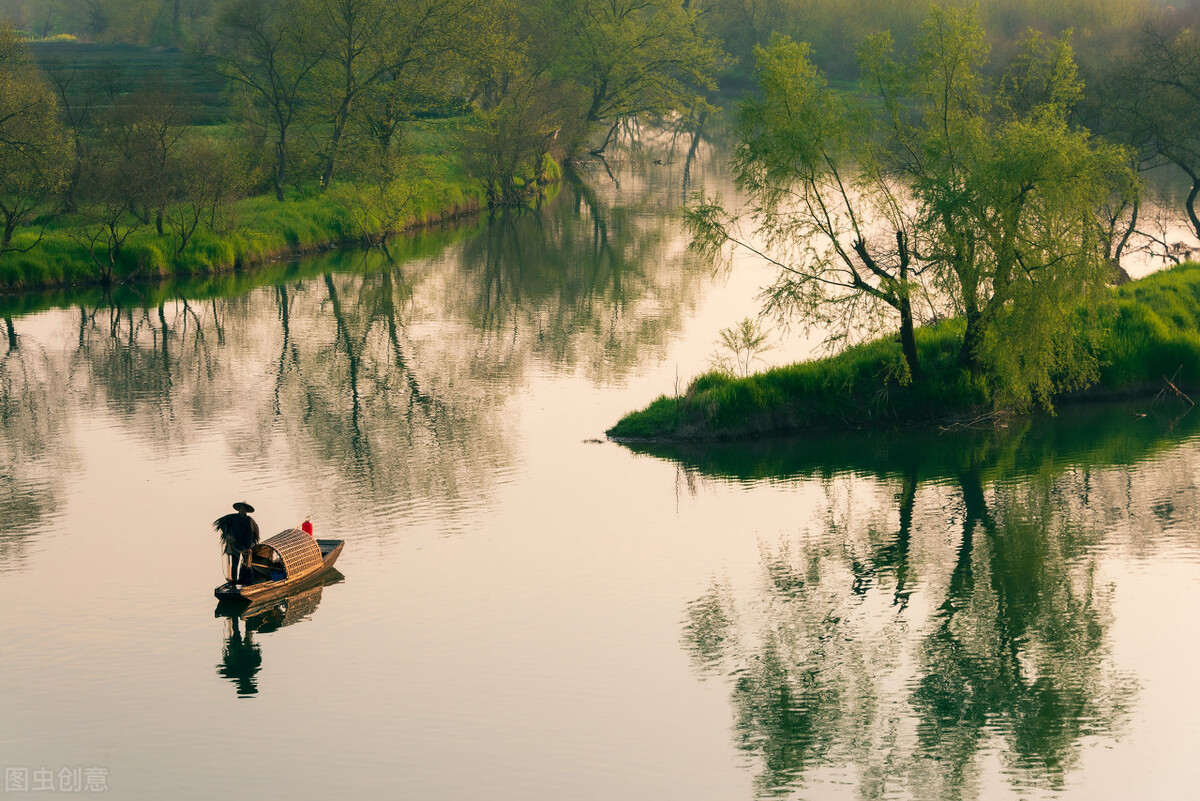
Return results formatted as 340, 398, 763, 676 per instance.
1, 143, 1199, 800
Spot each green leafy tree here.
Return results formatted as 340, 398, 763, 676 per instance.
304, 0, 497, 188
457, 0, 587, 207
871, 10, 1137, 407
689, 7, 1136, 410
108, 81, 192, 234
541, 0, 726, 155
163, 134, 245, 255
686, 36, 928, 379
68, 152, 144, 283
214, 0, 328, 201
0, 25, 71, 256
460, 65, 581, 208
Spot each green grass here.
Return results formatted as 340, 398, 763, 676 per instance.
1091, 262, 1200, 391
0, 123, 505, 292
0, 228, 480, 319
609, 319, 989, 440
609, 262, 1200, 440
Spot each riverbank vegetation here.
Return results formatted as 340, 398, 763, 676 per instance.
0, 0, 725, 289
609, 3, 1200, 440
608, 261, 1200, 440
2, 0, 1200, 309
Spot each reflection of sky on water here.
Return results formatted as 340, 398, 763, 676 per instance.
1, 141, 1199, 800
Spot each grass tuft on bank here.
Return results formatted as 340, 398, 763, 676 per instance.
609, 262, 1200, 441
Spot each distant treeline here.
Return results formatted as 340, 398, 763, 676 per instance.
701, 0, 1193, 82
1, 0, 1191, 73
0, 0, 731, 283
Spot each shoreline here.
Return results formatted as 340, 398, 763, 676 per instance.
0, 145, 564, 296
606, 386, 1196, 445
607, 262, 1200, 443
0, 187, 488, 296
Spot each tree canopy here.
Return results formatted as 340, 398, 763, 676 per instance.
688, 7, 1136, 409
0, 24, 70, 253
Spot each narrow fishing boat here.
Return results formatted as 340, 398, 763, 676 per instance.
214, 526, 344, 604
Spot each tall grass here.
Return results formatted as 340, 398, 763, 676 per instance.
1092, 262, 1200, 390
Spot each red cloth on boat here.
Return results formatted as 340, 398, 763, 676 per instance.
302, 520, 313, 536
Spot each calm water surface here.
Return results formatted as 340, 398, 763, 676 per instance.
2, 150, 1200, 800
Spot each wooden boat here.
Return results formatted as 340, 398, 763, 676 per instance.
214, 526, 344, 604
215, 570, 343, 632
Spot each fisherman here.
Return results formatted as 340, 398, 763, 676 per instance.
214, 502, 260, 584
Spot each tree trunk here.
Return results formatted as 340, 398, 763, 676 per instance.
896, 231, 920, 379
1185, 168, 1200, 241
586, 79, 608, 123
899, 296, 920, 379
274, 139, 287, 202
591, 118, 621, 156
1113, 196, 1139, 264
322, 97, 353, 189
2, 211, 15, 248
959, 307, 984, 371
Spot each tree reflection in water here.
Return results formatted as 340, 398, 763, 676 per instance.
672, 408, 1200, 799
458, 175, 704, 384
0, 315, 77, 569
0, 160, 709, 547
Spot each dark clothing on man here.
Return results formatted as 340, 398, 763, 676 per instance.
215, 509, 260, 583
215, 512, 259, 550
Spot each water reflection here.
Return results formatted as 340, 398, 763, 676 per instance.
0, 316, 77, 569
909, 477, 1131, 798
217, 615, 263, 698
213, 572, 343, 698
0, 169, 709, 549
670, 405, 1197, 798
460, 178, 700, 382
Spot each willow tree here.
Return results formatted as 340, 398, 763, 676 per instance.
0, 25, 71, 256
870, 9, 1137, 407
686, 35, 927, 379
689, 6, 1136, 409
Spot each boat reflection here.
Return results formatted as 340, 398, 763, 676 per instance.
213, 570, 344, 697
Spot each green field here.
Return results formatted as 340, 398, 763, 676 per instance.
31, 41, 227, 123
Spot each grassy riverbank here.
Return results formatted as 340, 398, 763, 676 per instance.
0, 224, 479, 319
0, 119, 560, 293
608, 262, 1200, 440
